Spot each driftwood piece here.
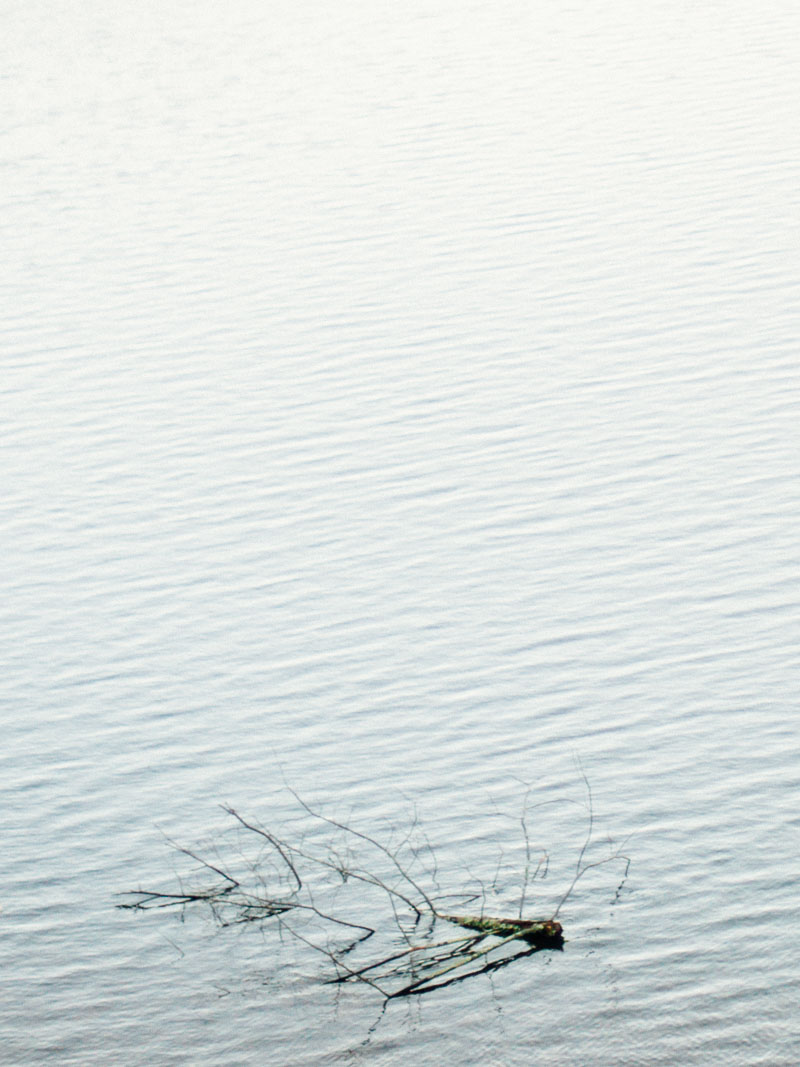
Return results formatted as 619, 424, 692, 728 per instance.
120, 780, 629, 1000
442, 914, 564, 947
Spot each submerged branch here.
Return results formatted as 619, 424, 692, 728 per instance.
120, 781, 628, 1000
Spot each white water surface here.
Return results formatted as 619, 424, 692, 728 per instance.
3, 1, 800, 1063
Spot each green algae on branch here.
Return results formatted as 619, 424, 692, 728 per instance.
441, 914, 564, 947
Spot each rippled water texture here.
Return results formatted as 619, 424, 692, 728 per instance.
3, 1, 800, 1063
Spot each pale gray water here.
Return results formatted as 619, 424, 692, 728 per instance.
3, 1, 800, 1063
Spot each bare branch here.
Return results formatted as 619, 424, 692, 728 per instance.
286, 788, 438, 916
221, 806, 302, 892
121, 777, 628, 1002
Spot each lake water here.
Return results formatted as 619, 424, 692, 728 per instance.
3, 1, 800, 1063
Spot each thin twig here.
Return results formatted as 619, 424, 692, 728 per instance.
222, 807, 302, 892
287, 789, 438, 916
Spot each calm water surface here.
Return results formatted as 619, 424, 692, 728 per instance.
3, 1, 800, 1063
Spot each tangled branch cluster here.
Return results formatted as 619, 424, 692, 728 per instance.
120, 783, 629, 999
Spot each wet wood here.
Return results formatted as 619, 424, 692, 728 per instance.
441, 914, 564, 947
